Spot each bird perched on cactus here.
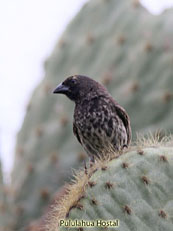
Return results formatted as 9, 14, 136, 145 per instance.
53, 75, 131, 161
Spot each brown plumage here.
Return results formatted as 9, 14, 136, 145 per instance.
53, 75, 131, 160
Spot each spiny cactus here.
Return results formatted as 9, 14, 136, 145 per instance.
46, 137, 173, 231
11, 0, 173, 229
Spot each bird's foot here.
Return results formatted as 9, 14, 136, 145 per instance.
123, 144, 128, 149
83, 160, 88, 175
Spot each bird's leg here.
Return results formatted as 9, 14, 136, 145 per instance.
84, 160, 88, 175
89, 155, 95, 168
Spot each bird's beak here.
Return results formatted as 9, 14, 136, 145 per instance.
53, 83, 69, 94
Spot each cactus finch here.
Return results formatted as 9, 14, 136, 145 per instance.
53, 75, 131, 161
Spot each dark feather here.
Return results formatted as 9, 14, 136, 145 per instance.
114, 104, 131, 146
73, 123, 82, 144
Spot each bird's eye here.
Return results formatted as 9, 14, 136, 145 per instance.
71, 78, 77, 84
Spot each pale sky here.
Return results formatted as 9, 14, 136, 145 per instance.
0, 0, 173, 182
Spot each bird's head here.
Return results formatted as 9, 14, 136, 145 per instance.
53, 75, 106, 102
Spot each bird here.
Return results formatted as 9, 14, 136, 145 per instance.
53, 75, 131, 161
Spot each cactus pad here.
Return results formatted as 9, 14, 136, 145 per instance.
46, 140, 173, 231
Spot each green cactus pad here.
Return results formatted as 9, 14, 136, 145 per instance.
47, 144, 173, 231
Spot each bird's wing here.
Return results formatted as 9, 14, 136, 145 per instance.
115, 105, 132, 146
73, 123, 82, 144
